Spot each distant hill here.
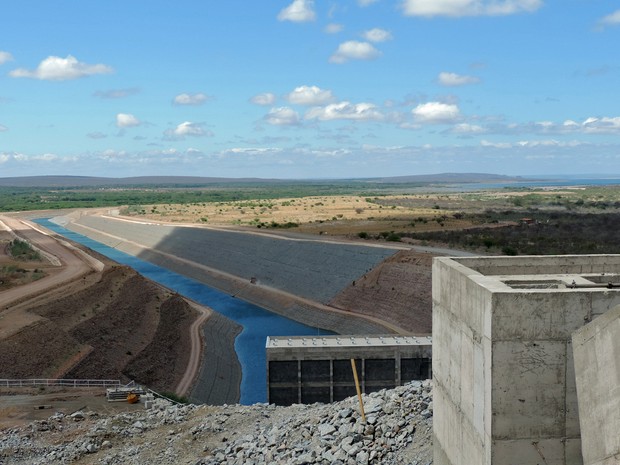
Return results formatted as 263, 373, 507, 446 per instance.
0, 173, 527, 188
0, 175, 279, 188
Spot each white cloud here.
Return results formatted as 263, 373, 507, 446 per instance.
0, 124, 7, 132
362, 28, 393, 42
324, 23, 344, 34
358, 0, 380, 5
412, 102, 460, 123
278, 0, 316, 22
582, 116, 620, 134
438, 72, 480, 86
598, 9, 620, 28
287, 85, 335, 106
9, 55, 113, 81
250, 92, 277, 106
167, 121, 212, 137
451, 123, 485, 134
173, 93, 210, 105
305, 101, 384, 121
116, 113, 141, 128
0, 51, 14, 65
401, 0, 542, 17
329, 41, 381, 63
264, 107, 300, 126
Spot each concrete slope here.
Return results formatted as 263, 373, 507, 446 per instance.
67, 214, 398, 304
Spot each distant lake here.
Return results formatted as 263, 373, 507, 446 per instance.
451, 177, 620, 191
35, 219, 332, 404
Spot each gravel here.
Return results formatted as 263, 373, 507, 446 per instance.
0, 381, 433, 465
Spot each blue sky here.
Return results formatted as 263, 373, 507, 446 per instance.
1, 1, 619, 179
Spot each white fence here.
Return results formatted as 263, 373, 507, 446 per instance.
0, 378, 121, 388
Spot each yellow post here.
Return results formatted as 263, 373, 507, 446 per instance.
351, 358, 366, 423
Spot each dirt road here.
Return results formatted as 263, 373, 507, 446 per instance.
0, 216, 106, 340
0, 216, 103, 309
175, 301, 211, 396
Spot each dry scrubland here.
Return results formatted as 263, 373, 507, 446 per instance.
125, 194, 470, 236
128, 187, 604, 240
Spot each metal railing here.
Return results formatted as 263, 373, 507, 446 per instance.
0, 378, 121, 388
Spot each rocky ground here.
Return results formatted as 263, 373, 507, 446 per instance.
0, 381, 433, 465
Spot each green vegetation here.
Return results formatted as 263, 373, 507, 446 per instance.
0, 181, 416, 212
158, 391, 190, 404
8, 239, 41, 261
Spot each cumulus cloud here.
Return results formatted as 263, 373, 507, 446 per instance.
438, 72, 480, 86
329, 41, 381, 63
116, 113, 141, 128
93, 88, 139, 99
0, 51, 14, 65
598, 9, 620, 28
324, 23, 344, 34
166, 121, 213, 138
401, 0, 542, 17
287, 85, 335, 106
250, 92, 277, 106
278, 0, 316, 22
580, 116, 620, 134
10, 55, 113, 81
362, 28, 393, 42
173, 92, 210, 105
412, 102, 460, 123
305, 102, 384, 121
264, 107, 300, 126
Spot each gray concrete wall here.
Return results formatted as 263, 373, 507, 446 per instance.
573, 304, 620, 465
431, 256, 620, 465
432, 257, 492, 465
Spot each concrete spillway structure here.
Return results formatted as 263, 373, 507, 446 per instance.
266, 335, 431, 405
432, 255, 620, 465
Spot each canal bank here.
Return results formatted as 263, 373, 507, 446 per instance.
35, 218, 333, 405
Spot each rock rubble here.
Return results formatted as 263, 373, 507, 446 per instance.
0, 380, 433, 465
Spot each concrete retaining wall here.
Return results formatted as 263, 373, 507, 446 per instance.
433, 255, 620, 465
573, 304, 620, 465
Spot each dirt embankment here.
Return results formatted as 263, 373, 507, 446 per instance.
329, 249, 434, 334
0, 264, 197, 394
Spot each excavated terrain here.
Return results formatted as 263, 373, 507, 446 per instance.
0, 264, 196, 393
330, 250, 434, 334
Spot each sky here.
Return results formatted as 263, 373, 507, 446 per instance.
1, 0, 619, 179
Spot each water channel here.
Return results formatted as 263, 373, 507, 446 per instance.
35, 219, 332, 404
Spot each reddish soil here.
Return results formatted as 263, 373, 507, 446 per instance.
329, 250, 434, 334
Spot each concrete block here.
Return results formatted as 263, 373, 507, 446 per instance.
492, 292, 590, 341
433, 382, 464, 465
565, 439, 584, 465
493, 439, 569, 465
590, 290, 620, 319
573, 304, 620, 465
564, 341, 580, 438
492, 340, 566, 439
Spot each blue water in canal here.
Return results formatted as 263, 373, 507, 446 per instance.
35, 219, 332, 405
